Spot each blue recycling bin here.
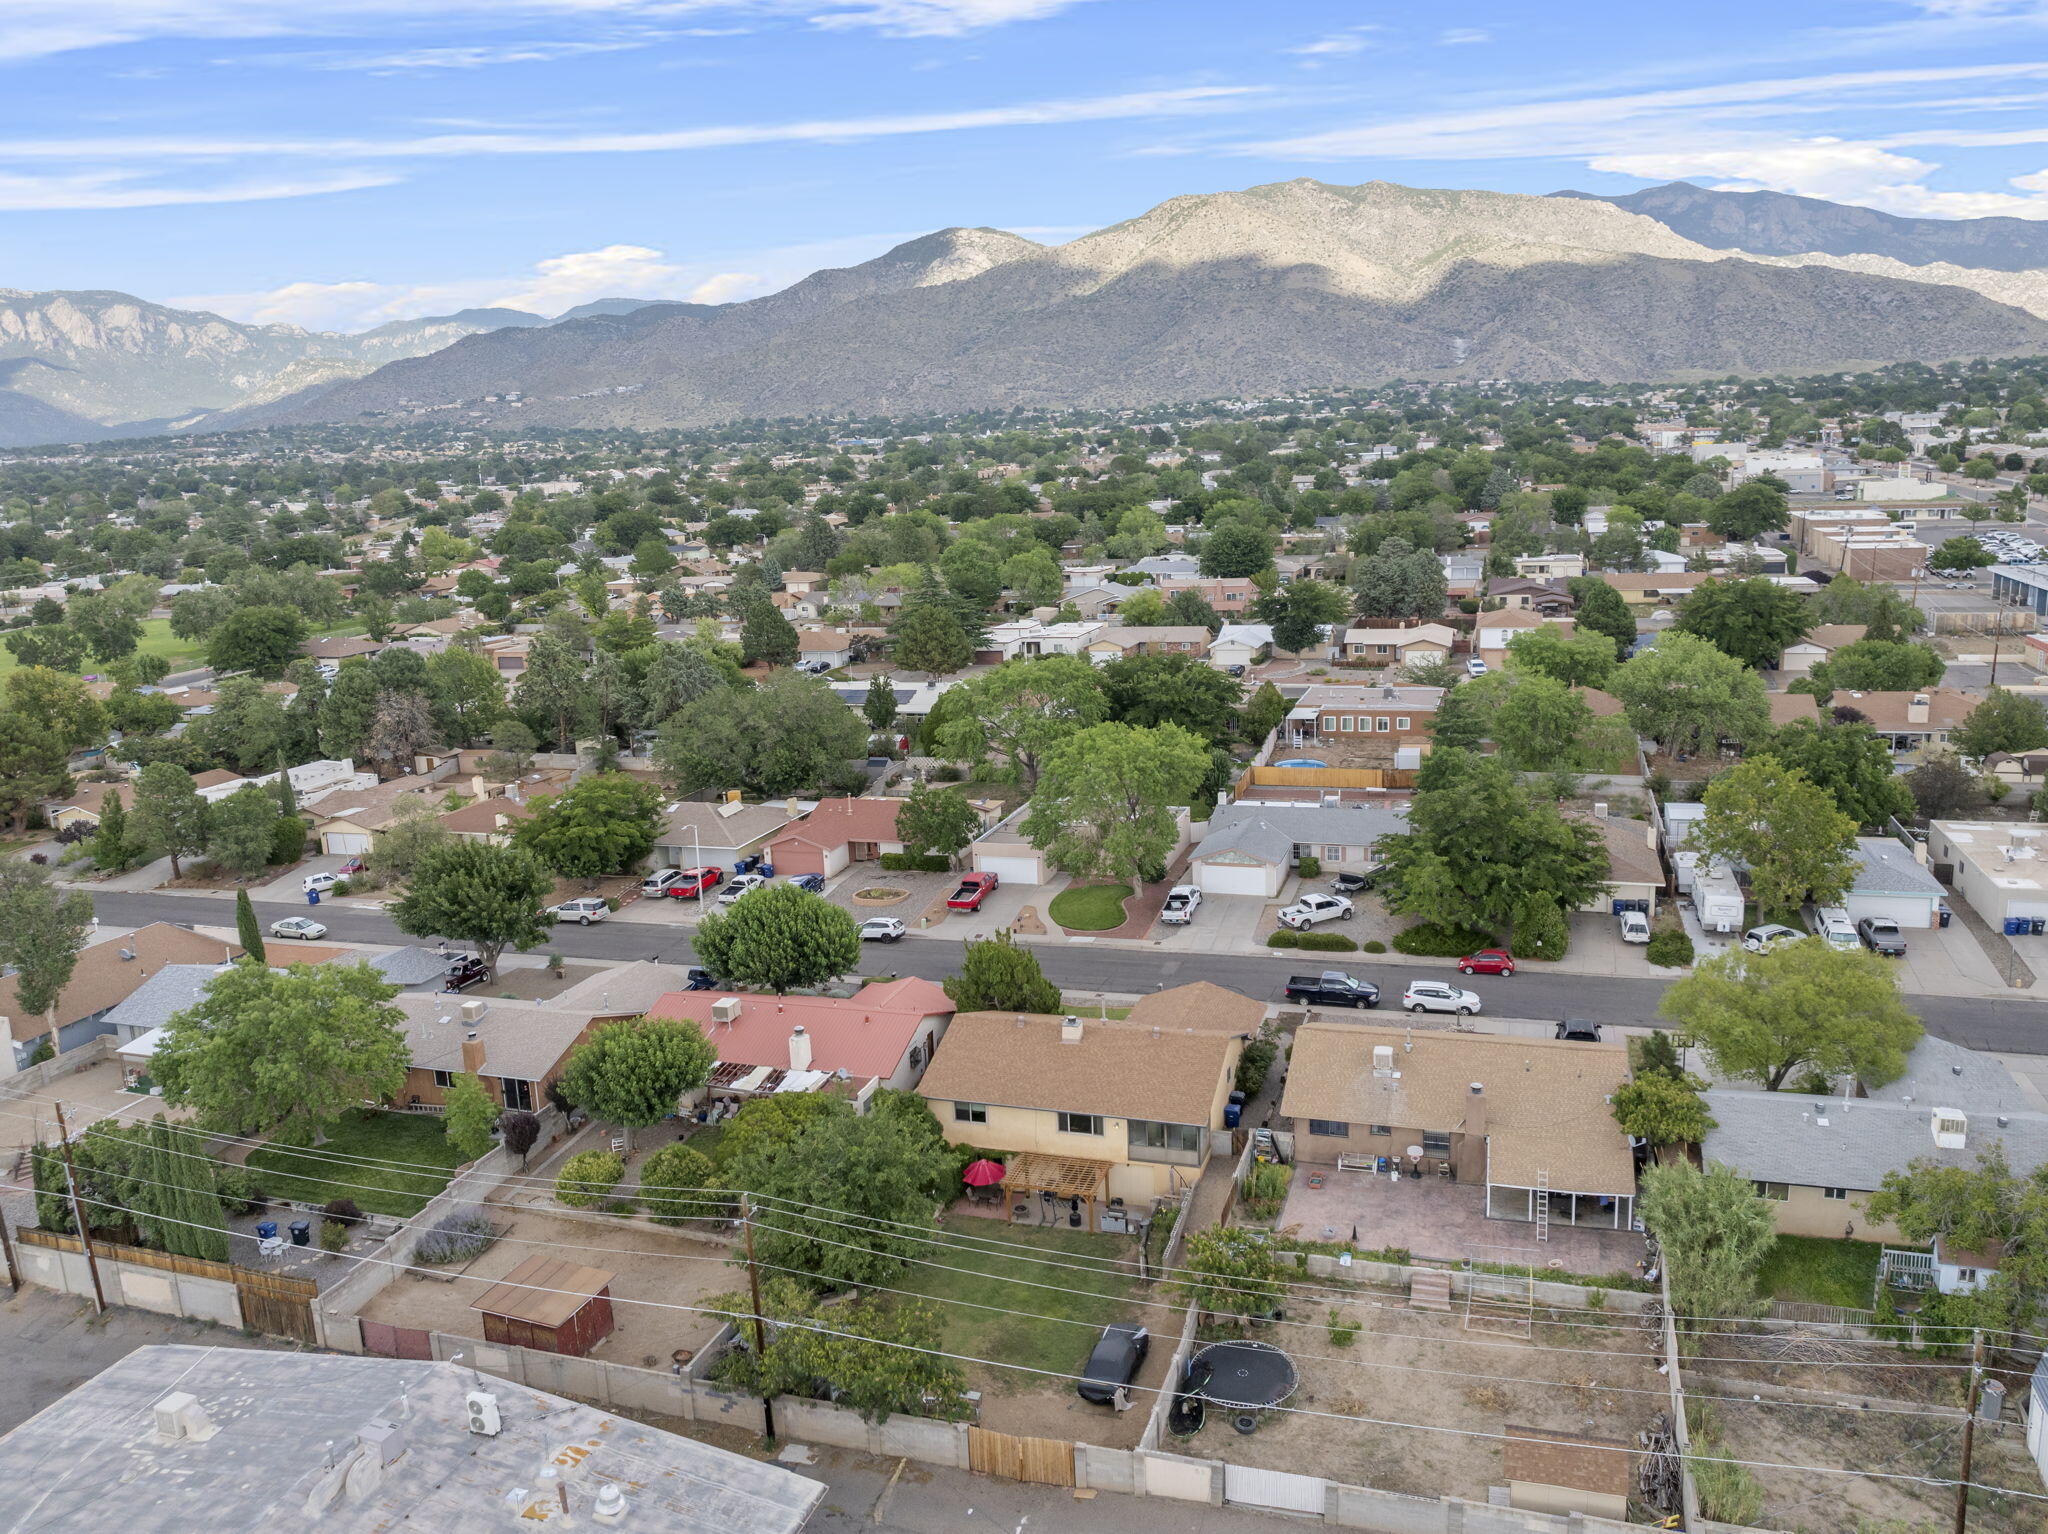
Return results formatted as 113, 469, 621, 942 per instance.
256, 1220, 278, 1241
758, 861, 775, 878
307, 889, 320, 906
2006, 917, 2026, 936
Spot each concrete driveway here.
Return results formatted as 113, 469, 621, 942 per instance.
250, 852, 350, 900
1153, 891, 1267, 952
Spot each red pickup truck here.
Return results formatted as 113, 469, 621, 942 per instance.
667, 866, 723, 898
946, 872, 999, 911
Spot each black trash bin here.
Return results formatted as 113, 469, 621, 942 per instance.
288, 1220, 311, 1246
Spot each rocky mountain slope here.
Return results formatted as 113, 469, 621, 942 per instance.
1555, 181, 2048, 271
228, 180, 2048, 432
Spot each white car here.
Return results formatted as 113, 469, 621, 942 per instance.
1465, 656, 1489, 677
1277, 892, 1353, 930
1160, 885, 1202, 925
1403, 980, 1481, 1015
1741, 923, 1804, 953
301, 870, 343, 894
270, 916, 328, 941
1617, 909, 1651, 944
718, 872, 771, 904
641, 867, 685, 896
548, 897, 610, 926
859, 916, 907, 943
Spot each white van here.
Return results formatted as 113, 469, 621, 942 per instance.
1617, 909, 1652, 944
1816, 906, 1860, 952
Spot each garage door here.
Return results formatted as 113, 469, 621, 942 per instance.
1224, 1461, 1324, 1514
1844, 893, 1937, 930
1196, 861, 1273, 898
976, 854, 1043, 885
324, 833, 372, 855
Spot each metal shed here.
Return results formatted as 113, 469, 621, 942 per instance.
471, 1254, 616, 1357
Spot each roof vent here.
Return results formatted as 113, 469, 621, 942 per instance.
357, 1417, 407, 1466
593, 1483, 629, 1525
1060, 1016, 1084, 1044
710, 996, 742, 1025
120, 948, 136, 961
1933, 1110, 1968, 1150
153, 1392, 216, 1443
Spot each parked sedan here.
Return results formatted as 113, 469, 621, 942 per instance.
1076, 1322, 1150, 1405
548, 897, 610, 926
1403, 980, 1481, 1016
1741, 923, 1804, 953
1457, 948, 1515, 976
859, 917, 907, 943
269, 916, 328, 941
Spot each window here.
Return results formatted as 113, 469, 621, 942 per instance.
1368, 1124, 1392, 1137
954, 1102, 987, 1125
1325, 845, 1344, 861
1374, 716, 1390, 732
1396, 717, 1410, 730
1128, 1119, 1203, 1152
432, 1070, 453, 1089
1422, 1131, 1451, 1156
1822, 1187, 1849, 1201
1753, 1180, 1790, 1202
1339, 715, 1354, 732
499, 1077, 533, 1112
1057, 1112, 1103, 1136
1956, 1268, 1978, 1283
1307, 1120, 1349, 1137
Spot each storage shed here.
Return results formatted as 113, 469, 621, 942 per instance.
1503, 1424, 1634, 1520
471, 1254, 615, 1356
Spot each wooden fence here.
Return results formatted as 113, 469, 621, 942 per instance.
18, 1227, 317, 1342
967, 1426, 1076, 1487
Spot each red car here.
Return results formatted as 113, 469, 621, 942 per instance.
1458, 949, 1515, 976
667, 866, 724, 898
947, 872, 999, 911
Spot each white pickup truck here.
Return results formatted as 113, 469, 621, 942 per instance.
1278, 892, 1354, 930
1160, 885, 1202, 925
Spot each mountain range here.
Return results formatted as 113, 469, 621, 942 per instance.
12, 177, 2048, 446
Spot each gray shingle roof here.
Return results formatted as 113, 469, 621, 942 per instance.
370, 946, 456, 987
101, 963, 238, 1035
1191, 803, 1409, 866
1850, 837, 1946, 899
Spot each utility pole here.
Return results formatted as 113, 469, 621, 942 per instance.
51, 1101, 105, 1315
1952, 1326, 1983, 1534
739, 1192, 776, 1441
0, 1201, 18, 1291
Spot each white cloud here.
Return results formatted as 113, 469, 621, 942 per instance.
311, 39, 660, 72
1437, 28, 1490, 45
0, 166, 393, 210
1285, 29, 1375, 58
687, 271, 766, 302
1590, 139, 2048, 218
802, 0, 1097, 36
491, 243, 690, 310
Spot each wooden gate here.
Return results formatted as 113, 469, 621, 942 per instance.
967, 1426, 1075, 1487
361, 1320, 435, 1359
235, 1269, 317, 1343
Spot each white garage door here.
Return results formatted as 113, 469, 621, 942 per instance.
976, 854, 1044, 885
324, 833, 372, 855
1196, 861, 1274, 898
1844, 893, 1937, 930
1224, 1461, 1324, 1514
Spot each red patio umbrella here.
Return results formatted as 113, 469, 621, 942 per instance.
961, 1159, 1006, 1187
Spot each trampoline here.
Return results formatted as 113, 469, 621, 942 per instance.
1186, 1339, 1299, 1411
1273, 758, 1328, 768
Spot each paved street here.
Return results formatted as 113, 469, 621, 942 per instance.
84, 889, 2048, 1055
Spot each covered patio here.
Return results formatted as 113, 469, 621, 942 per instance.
993, 1151, 1116, 1233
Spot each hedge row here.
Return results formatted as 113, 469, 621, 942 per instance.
1267, 930, 1358, 952
1391, 923, 1498, 958
878, 853, 952, 873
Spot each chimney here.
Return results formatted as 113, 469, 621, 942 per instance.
461, 1029, 486, 1076
789, 1026, 812, 1072
469, 774, 485, 798
1464, 1082, 1488, 1140
493, 813, 509, 831
1907, 694, 1930, 725
1060, 1016, 1084, 1044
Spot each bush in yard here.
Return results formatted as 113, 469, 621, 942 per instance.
1265, 930, 1301, 948
878, 852, 951, 872
556, 1149, 625, 1208
1294, 854, 1322, 879
1236, 1036, 1278, 1095
499, 1109, 540, 1168
416, 1205, 498, 1264
1392, 923, 1498, 957
1291, 930, 1356, 951
322, 1196, 363, 1226
1362, 939, 1387, 953
1242, 1161, 1292, 1221
1646, 929, 1695, 967
1512, 898, 1569, 961
319, 1218, 351, 1252
638, 1142, 733, 1228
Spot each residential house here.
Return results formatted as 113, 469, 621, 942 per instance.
1281, 1025, 1637, 1232
311, 775, 454, 857
647, 976, 956, 1096
1440, 554, 1487, 598
1187, 802, 1408, 898
1126, 554, 1201, 581
1844, 836, 1947, 929
1207, 624, 1272, 671
795, 628, 856, 668
392, 993, 630, 1114
973, 619, 1104, 663
46, 780, 135, 835
1512, 553, 1587, 581
918, 984, 1255, 1216
1339, 623, 1457, 667
1775, 624, 1868, 676
1485, 577, 1573, 614
1701, 1035, 2044, 1274
1281, 684, 1445, 761
651, 798, 808, 872
970, 801, 1190, 885
1927, 820, 2048, 932
1573, 811, 1662, 916
1476, 612, 1575, 668
827, 678, 953, 724
438, 792, 535, 844
1157, 577, 1257, 616
1832, 689, 1975, 754
1056, 586, 1125, 621
1, 922, 240, 1068
764, 796, 908, 878
1080, 626, 1212, 663
1767, 691, 1825, 728
299, 634, 386, 663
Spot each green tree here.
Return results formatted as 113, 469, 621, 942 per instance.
862, 674, 899, 734
655, 671, 866, 795
5, 666, 106, 755
205, 784, 281, 878
1242, 680, 1289, 743
319, 662, 382, 762
205, 605, 308, 678
424, 647, 506, 745
1864, 1144, 2048, 1332
1023, 722, 1210, 892
943, 928, 1063, 1013
1197, 519, 1275, 579
934, 655, 1108, 787
634, 641, 729, 730
0, 858, 95, 1055
890, 598, 973, 675
1506, 624, 1617, 688
1907, 753, 1981, 819
1660, 941, 1921, 1090
1608, 632, 1770, 754
1929, 536, 1996, 573
692, 882, 863, 993
708, 1274, 967, 1423
1491, 673, 1593, 771
90, 792, 136, 873
1760, 719, 1913, 828
1696, 756, 1857, 916
639, 1142, 729, 1228
1674, 577, 1812, 669
1349, 535, 1445, 622
516, 631, 595, 751
235, 887, 266, 964
389, 840, 554, 978
1176, 1226, 1286, 1322
1806, 575, 1926, 639
740, 598, 801, 668
130, 761, 207, 880
0, 713, 72, 831
1639, 1162, 1775, 1347
442, 1071, 501, 1162
153, 961, 411, 1144
1808, 639, 1945, 695
1166, 586, 1225, 632
1565, 575, 1640, 654
1253, 578, 1348, 655
1099, 652, 1241, 746
64, 587, 149, 663
1703, 480, 1789, 541
1952, 687, 2048, 762
1611, 1072, 1716, 1148
555, 1015, 715, 1149
894, 783, 980, 866
513, 772, 664, 881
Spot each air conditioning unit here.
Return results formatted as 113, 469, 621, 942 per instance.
466, 1390, 502, 1437
710, 997, 742, 1025
1372, 1044, 1395, 1077
154, 1392, 216, 1443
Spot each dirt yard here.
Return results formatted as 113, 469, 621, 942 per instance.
355, 1206, 737, 1370
1170, 1294, 1664, 1502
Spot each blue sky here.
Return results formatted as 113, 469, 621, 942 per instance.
9, 1, 2048, 331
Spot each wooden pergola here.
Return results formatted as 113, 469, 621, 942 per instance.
1003, 1152, 1112, 1231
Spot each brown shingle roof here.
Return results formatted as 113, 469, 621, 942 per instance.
438, 795, 535, 834
1503, 1426, 1634, 1498
0, 922, 241, 1043
919, 996, 1240, 1127
1124, 982, 1264, 1036
1831, 688, 1976, 732
1280, 1025, 1635, 1194
1767, 692, 1823, 726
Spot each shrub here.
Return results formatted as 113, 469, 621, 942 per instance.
270, 815, 308, 866
1242, 1162, 1292, 1221
329, 879, 352, 897
639, 1142, 734, 1229
214, 1165, 263, 1214
1327, 1308, 1360, 1347
1646, 929, 1695, 968
1362, 939, 1387, 953
1392, 923, 1497, 957
928, 763, 963, 782
556, 1149, 625, 1208
1292, 931, 1357, 951
322, 1197, 363, 1226
318, 1218, 351, 1253
1513, 899, 1570, 962
878, 852, 952, 872
415, 1205, 498, 1264
1236, 1037, 1278, 1096
26, 1037, 54, 1066
1294, 854, 1322, 879
1265, 930, 1300, 948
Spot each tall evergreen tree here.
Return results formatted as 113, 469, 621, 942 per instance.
235, 887, 267, 964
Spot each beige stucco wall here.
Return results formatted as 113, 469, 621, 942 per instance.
1507, 1482, 1626, 1521
1768, 1182, 1905, 1244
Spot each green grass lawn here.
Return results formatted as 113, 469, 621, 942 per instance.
244, 1108, 465, 1217
1048, 882, 1132, 931
893, 1211, 1140, 1387
1755, 1234, 1884, 1309
0, 615, 367, 678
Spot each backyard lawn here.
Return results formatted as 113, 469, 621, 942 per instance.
1047, 883, 1131, 931
893, 1211, 1142, 1386
1755, 1234, 1883, 1309
0, 617, 201, 678
244, 1108, 465, 1217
